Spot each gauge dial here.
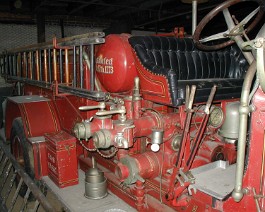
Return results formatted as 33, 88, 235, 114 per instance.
209, 106, 224, 128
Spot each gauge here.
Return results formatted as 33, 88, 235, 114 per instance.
209, 106, 224, 128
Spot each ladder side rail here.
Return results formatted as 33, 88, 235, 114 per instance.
2, 32, 105, 93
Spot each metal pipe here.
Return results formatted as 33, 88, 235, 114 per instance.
232, 61, 257, 202
59, 49, 63, 83
73, 46, 77, 87
192, 0, 197, 35
19, 53, 22, 77
83, 50, 101, 91
44, 49, 48, 82
9, 55, 12, 76
7, 55, 9, 76
257, 39, 265, 92
32, 52, 36, 79
24, 52, 28, 78
79, 45, 83, 88
35, 50, 40, 80
39, 50, 42, 81
65, 49, 69, 84
48, 49, 52, 83
90, 44, 95, 91
13, 54, 17, 76
30, 52, 33, 79
53, 49, 57, 81
3, 56, 5, 75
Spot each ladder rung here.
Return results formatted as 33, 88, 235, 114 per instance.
31, 199, 40, 212
19, 187, 31, 212
8, 178, 23, 212
0, 163, 12, 190
0, 151, 4, 162
3, 171, 17, 204
0, 157, 8, 175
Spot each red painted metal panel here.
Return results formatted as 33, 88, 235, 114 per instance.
45, 131, 78, 188
22, 101, 60, 137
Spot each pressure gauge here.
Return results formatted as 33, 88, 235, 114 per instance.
209, 106, 224, 128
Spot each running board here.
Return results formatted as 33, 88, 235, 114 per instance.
190, 160, 236, 200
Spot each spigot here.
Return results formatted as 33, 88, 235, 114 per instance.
79, 102, 106, 111
133, 77, 141, 101
96, 106, 126, 122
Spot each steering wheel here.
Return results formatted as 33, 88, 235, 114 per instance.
193, 0, 264, 51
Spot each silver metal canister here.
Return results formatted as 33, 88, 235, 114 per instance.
85, 157, 108, 199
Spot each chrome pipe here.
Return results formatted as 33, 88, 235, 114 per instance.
83, 50, 101, 91
90, 44, 95, 91
232, 61, 257, 202
39, 50, 43, 81
59, 49, 63, 83
48, 49, 52, 83
73, 46, 77, 87
192, 0, 198, 35
79, 45, 83, 89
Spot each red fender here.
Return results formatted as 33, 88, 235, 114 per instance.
5, 95, 60, 139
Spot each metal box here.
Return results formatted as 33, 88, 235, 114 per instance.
45, 131, 78, 188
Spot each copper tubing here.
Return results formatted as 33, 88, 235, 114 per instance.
65, 49, 69, 84
35, 50, 40, 80
53, 49, 57, 81
43, 49, 48, 82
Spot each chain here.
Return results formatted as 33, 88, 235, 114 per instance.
78, 138, 118, 158
78, 139, 96, 151
96, 147, 118, 158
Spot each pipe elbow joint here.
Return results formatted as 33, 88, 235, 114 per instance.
232, 189, 243, 202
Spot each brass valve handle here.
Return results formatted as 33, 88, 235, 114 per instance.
79, 102, 106, 111
96, 106, 126, 116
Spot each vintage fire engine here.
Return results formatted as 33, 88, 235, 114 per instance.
1, 0, 265, 211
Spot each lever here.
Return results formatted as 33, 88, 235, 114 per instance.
79, 102, 106, 111
96, 106, 126, 116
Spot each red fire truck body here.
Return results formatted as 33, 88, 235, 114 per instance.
1, 0, 265, 211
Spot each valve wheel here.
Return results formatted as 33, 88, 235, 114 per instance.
193, 0, 264, 51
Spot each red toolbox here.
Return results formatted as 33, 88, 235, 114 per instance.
45, 131, 78, 188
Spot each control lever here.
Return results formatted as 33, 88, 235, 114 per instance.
96, 106, 126, 122
79, 102, 106, 111
96, 106, 126, 116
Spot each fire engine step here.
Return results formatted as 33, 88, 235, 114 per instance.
42, 170, 136, 212
190, 160, 236, 200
